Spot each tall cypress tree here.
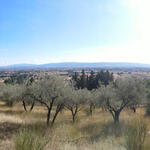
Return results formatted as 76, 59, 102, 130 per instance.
80, 69, 87, 89
88, 71, 96, 90
72, 72, 80, 88
95, 70, 113, 87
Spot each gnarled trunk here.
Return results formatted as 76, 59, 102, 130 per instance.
90, 104, 93, 115
47, 108, 51, 125
71, 105, 78, 123
114, 111, 120, 124
51, 104, 64, 125
131, 107, 136, 113
30, 102, 35, 112
109, 109, 120, 124
22, 101, 27, 112
72, 113, 76, 123
22, 101, 35, 112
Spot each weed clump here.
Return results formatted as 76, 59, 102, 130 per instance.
13, 127, 48, 150
124, 118, 147, 150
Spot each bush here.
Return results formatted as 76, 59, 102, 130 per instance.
145, 105, 150, 116
124, 118, 147, 150
14, 129, 47, 150
84, 108, 91, 116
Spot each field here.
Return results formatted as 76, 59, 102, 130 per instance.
0, 101, 150, 150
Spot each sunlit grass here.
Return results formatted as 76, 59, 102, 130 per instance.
0, 101, 150, 150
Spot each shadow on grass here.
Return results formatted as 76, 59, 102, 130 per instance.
79, 120, 129, 142
0, 110, 25, 115
0, 109, 46, 120
0, 122, 22, 140
0, 121, 49, 141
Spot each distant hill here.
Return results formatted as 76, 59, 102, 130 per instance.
1, 62, 150, 69
0, 64, 37, 69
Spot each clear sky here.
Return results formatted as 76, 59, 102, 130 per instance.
0, 0, 150, 66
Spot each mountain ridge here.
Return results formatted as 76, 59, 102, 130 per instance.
1, 62, 150, 69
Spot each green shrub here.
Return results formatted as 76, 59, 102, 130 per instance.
14, 129, 47, 150
84, 108, 91, 116
124, 118, 147, 150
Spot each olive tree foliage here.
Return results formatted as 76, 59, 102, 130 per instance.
3, 74, 36, 111
29, 75, 66, 125
97, 77, 145, 124
144, 79, 150, 116
0, 83, 21, 107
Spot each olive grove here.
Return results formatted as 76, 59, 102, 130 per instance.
0, 74, 148, 126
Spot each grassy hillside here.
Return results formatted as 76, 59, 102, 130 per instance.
0, 101, 150, 150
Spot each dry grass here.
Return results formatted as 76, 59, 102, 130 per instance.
0, 101, 150, 150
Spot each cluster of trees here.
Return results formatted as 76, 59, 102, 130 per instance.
4, 74, 35, 85
0, 71, 148, 126
72, 70, 113, 90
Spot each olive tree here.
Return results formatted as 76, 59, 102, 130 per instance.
18, 85, 35, 112
97, 77, 145, 124
0, 83, 21, 107
64, 84, 88, 122
144, 79, 150, 116
86, 90, 98, 115
29, 75, 66, 125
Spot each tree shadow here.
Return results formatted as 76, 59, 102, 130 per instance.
0, 110, 24, 115
0, 120, 49, 140
0, 122, 22, 140
79, 120, 128, 142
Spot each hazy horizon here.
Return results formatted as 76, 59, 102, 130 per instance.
1, 0, 150, 65
1, 61, 150, 67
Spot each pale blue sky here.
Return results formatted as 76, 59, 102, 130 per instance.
0, 0, 149, 66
